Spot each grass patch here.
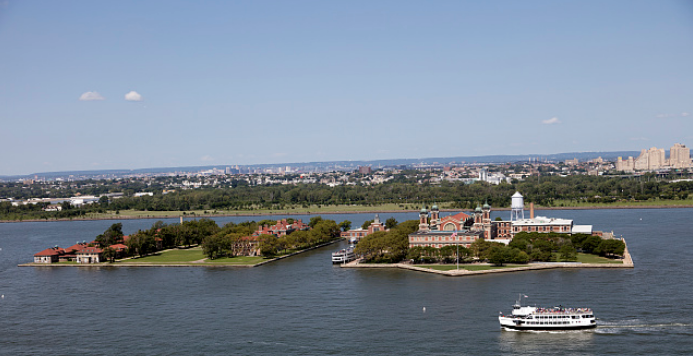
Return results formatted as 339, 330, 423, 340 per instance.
417, 264, 523, 271
202, 256, 267, 265
120, 247, 206, 263
548, 197, 693, 208
574, 253, 623, 264
553, 252, 623, 264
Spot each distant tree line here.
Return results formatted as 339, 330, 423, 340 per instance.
2, 173, 693, 220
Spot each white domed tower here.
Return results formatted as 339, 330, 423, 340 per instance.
430, 203, 440, 230
418, 207, 430, 232
511, 192, 525, 221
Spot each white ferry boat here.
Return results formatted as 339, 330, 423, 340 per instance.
499, 295, 596, 331
332, 246, 356, 264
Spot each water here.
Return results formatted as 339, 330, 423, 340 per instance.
1, 209, 692, 355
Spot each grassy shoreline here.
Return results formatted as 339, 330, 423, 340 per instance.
3, 200, 693, 223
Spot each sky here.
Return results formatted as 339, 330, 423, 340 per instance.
1, 1, 692, 175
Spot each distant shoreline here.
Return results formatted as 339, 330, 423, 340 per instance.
2, 204, 693, 223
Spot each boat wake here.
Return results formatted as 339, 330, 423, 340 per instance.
595, 320, 691, 334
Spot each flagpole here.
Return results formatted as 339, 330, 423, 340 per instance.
455, 229, 459, 270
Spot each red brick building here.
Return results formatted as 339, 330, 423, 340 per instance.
253, 219, 310, 237
340, 214, 388, 242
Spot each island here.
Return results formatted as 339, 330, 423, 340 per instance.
21, 216, 344, 268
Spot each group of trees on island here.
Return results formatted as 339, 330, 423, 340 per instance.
92, 216, 346, 262
2, 172, 693, 220
202, 216, 342, 259
352, 222, 626, 266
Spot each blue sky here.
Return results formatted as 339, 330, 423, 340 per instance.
1, 1, 692, 175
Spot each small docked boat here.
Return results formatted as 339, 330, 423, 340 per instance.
332, 246, 356, 264
499, 295, 597, 331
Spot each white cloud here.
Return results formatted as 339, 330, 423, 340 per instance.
124, 91, 142, 101
79, 91, 105, 101
657, 112, 690, 118
200, 155, 214, 162
542, 117, 561, 125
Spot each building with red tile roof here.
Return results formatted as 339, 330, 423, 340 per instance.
33, 247, 65, 263
253, 219, 310, 238
340, 214, 388, 242
75, 246, 104, 264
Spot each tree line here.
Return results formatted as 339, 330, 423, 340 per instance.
92, 216, 345, 262
3, 173, 693, 220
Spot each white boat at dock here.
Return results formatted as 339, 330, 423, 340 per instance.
332, 246, 356, 264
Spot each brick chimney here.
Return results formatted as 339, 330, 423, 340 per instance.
530, 202, 535, 219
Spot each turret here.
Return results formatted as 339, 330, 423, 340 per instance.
430, 203, 440, 230
418, 207, 430, 232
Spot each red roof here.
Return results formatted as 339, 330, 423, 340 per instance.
65, 243, 89, 253
76, 246, 103, 254
34, 247, 64, 257
109, 244, 128, 250
446, 212, 471, 221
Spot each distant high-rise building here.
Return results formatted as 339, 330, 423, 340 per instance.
633, 147, 666, 171
358, 166, 372, 174
670, 143, 691, 169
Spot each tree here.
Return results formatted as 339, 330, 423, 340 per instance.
361, 220, 374, 229
559, 244, 577, 261
203, 234, 231, 259
96, 223, 124, 247
597, 239, 625, 257
488, 246, 507, 266
339, 220, 352, 232
259, 234, 278, 257
582, 235, 602, 253
309, 216, 323, 228
102, 246, 117, 262
385, 217, 398, 229
407, 246, 423, 262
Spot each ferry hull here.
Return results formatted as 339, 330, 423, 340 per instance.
500, 324, 597, 331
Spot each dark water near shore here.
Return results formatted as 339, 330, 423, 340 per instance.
1, 209, 692, 355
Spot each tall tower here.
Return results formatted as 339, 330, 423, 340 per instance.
482, 200, 491, 224
511, 192, 525, 221
430, 204, 440, 230
418, 207, 430, 232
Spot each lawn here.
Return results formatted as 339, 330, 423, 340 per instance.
549, 197, 693, 208
203, 256, 267, 265
119, 247, 206, 263
117, 247, 274, 266
572, 253, 623, 264
417, 264, 522, 271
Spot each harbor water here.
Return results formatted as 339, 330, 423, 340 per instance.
1, 208, 692, 355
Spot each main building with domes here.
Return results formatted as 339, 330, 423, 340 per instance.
408, 192, 597, 249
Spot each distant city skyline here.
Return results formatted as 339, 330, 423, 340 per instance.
1, 1, 692, 175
